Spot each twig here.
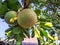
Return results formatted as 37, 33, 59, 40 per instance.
22, 0, 30, 9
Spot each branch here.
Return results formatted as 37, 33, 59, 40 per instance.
22, 0, 30, 9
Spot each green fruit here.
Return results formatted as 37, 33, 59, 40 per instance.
17, 9, 37, 28
5, 11, 17, 25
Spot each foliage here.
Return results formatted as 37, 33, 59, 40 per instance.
0, 0, 60, 45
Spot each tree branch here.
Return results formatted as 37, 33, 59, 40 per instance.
22, 0, 30, 9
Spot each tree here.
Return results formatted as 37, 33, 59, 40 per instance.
0, 0, 60, 45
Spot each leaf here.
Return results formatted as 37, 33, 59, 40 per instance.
9, 17, 17, 25
12, 27, 20, 34
16, 33, 25, 45
5, 26, 18, 38
38, 27, 54, 40
13, 17, 17, 20
48, 34, 54, 40
39, 28, 48, 37
54, 36, 58, 41
33, 27, 40, 38
5, 30, 12, 36
5, 27, 12, 32
40, 22, 52, 30
37, 38, 41, 45
44, 22, 53, 27
16, 40, 21, 45
40, 15, 47, 19
34, 28, 40, 38
0, 0, 2, 3
54, 24, 60, 29
22, 29, 30, 38
0, 2, 8, 15
10, 18, 14, 23
5, 30, 14, 38
31, 30, 35, 38
6, 0, 20, 11
34, 9, 41, 16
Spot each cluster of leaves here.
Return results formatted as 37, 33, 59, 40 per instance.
30, 0, 60, 30
30, 0, 60, 44
5, 25, 26, 45
5, 10, 57, 45
0, 0, 20, 18
34, 10, 58, 45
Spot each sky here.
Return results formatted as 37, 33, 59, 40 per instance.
0, 18, 9, 38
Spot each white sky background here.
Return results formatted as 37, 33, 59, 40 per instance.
0, 18, 9, 37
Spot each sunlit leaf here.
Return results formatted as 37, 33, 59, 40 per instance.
48, 34, 54, 40
34, 27, 40, 38
10, 18, 14, 23
44, 22, 53, 27
39, 28, 48, 37
5, 30, 12, 36
38, 27, 54, 40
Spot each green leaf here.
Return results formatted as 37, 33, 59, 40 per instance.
22, 29, 30, 38
0, 2, 8, 15
37, 38, 41, 45
34, 9, 41, 16
6, 0, 20, 11
31, 30, 35, 38
38, 27, 54, 40
0, 0, 2, 3
39, 28, 48, 37
5, 27, 12, 32
40, 23, 52, 30
5, 30, 12, 37
16, 40, 21, 45
34, 28, 40, 38
12, 27, 20, 34
54, 24, 60, 29
5, 30, 14, 39
16, 33, 25, 45
5, 27, 16, 38
40, 15, 47, 19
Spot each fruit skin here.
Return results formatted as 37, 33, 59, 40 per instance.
4, 11, 17, 25
17, 9, 37, 28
